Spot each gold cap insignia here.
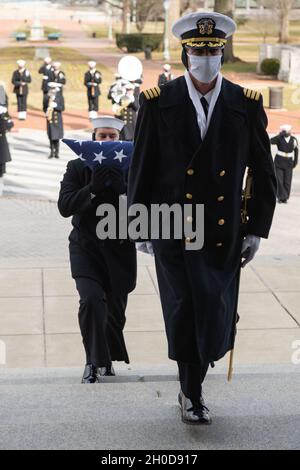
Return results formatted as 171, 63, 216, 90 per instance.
197, 18, 216, 36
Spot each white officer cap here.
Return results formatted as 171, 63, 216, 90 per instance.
53, 61, 61, 68
280, 124, 292, 132
92, 115, 124, 131
88, 61, 97, 68
17, 59, 26, 67
172, 11, 236, 49
163, 64, 171, 71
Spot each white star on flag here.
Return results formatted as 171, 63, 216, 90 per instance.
93, 151, 107, 164
74, 140, 83, 146
78, 154, 85, 161
114, 149, 128, 163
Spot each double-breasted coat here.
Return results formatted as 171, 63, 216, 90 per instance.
128, 76, 277, 364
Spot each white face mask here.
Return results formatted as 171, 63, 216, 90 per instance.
187, 53, 222, 84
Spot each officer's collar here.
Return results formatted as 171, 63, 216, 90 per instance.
159, 75, 245, 114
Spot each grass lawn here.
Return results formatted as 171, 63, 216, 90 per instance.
0, 48, 115, 113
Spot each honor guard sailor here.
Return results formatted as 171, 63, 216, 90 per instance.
38, 56, 54, 112
84, 61, 102, 119
11, 59, 32, 120
58, 115, 137, 384
0, 82, 13, 195
270, 124, 298, 203
128, 11, 277, 425
52, 62, 66, 93
158, 64, 175, 86
45, 82, 65, 159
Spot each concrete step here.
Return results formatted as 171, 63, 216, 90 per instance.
0, 364, 299, 450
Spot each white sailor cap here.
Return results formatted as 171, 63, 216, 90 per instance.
280, 124, 292, 133
17, 59, 26, 67
44, 57, 52, 63
88, 61, 97, 68
53, 61, 61, 68
91, 115, 124, 131
172, 11, 236, 49
163, 64, 171, 71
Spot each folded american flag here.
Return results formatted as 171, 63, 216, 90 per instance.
62, 139, 133, 171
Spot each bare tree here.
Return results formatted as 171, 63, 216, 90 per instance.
214, 0, 237, 62
135, 0, 163, 32
258, 0, 295, 44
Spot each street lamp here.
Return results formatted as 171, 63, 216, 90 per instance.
163, 0, 170, 61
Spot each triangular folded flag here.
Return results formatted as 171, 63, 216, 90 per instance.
62, 139, 133, 171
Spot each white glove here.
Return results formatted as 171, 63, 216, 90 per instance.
136, 241, 154, 256
0, 106, 7, 115
241, 234, 260, 268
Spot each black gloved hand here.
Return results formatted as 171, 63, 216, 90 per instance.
89, 166, 111, 195
110, 167, 126, 195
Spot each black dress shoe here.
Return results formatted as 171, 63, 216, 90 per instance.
178, 391, 211, 425
97, 363, 116, 377
81, 364, 98, 384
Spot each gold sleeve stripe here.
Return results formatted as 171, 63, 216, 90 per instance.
143, 87, 161, 100
152, 87, 159, 97
243, 88, 261, 101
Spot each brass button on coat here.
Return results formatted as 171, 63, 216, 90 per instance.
217, 196, 224, 202
186, 216, 193, 223
216, 242, 223, 247
218, 219, 225, 226
219, 170, 226, 176
187, 169, 194, 176
186, 193, 193, 200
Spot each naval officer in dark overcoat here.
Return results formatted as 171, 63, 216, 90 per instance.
58, 116, 137, 384
128, 11, 277, 425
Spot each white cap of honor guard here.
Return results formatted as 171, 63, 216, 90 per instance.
92, 115, 124, 131
17, 59, 26, 67
172, 11, 236, 48
280, 124, 292, 133
88, 61, 97, 68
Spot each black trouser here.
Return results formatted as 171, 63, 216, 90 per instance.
49, 140, 59, 157
16, 94, 27, 112
177, 361, 209, 401
43, 93, 48, 113
88, 96, 99, 112
75, 277, 129, 367
275, 156, 293, 201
